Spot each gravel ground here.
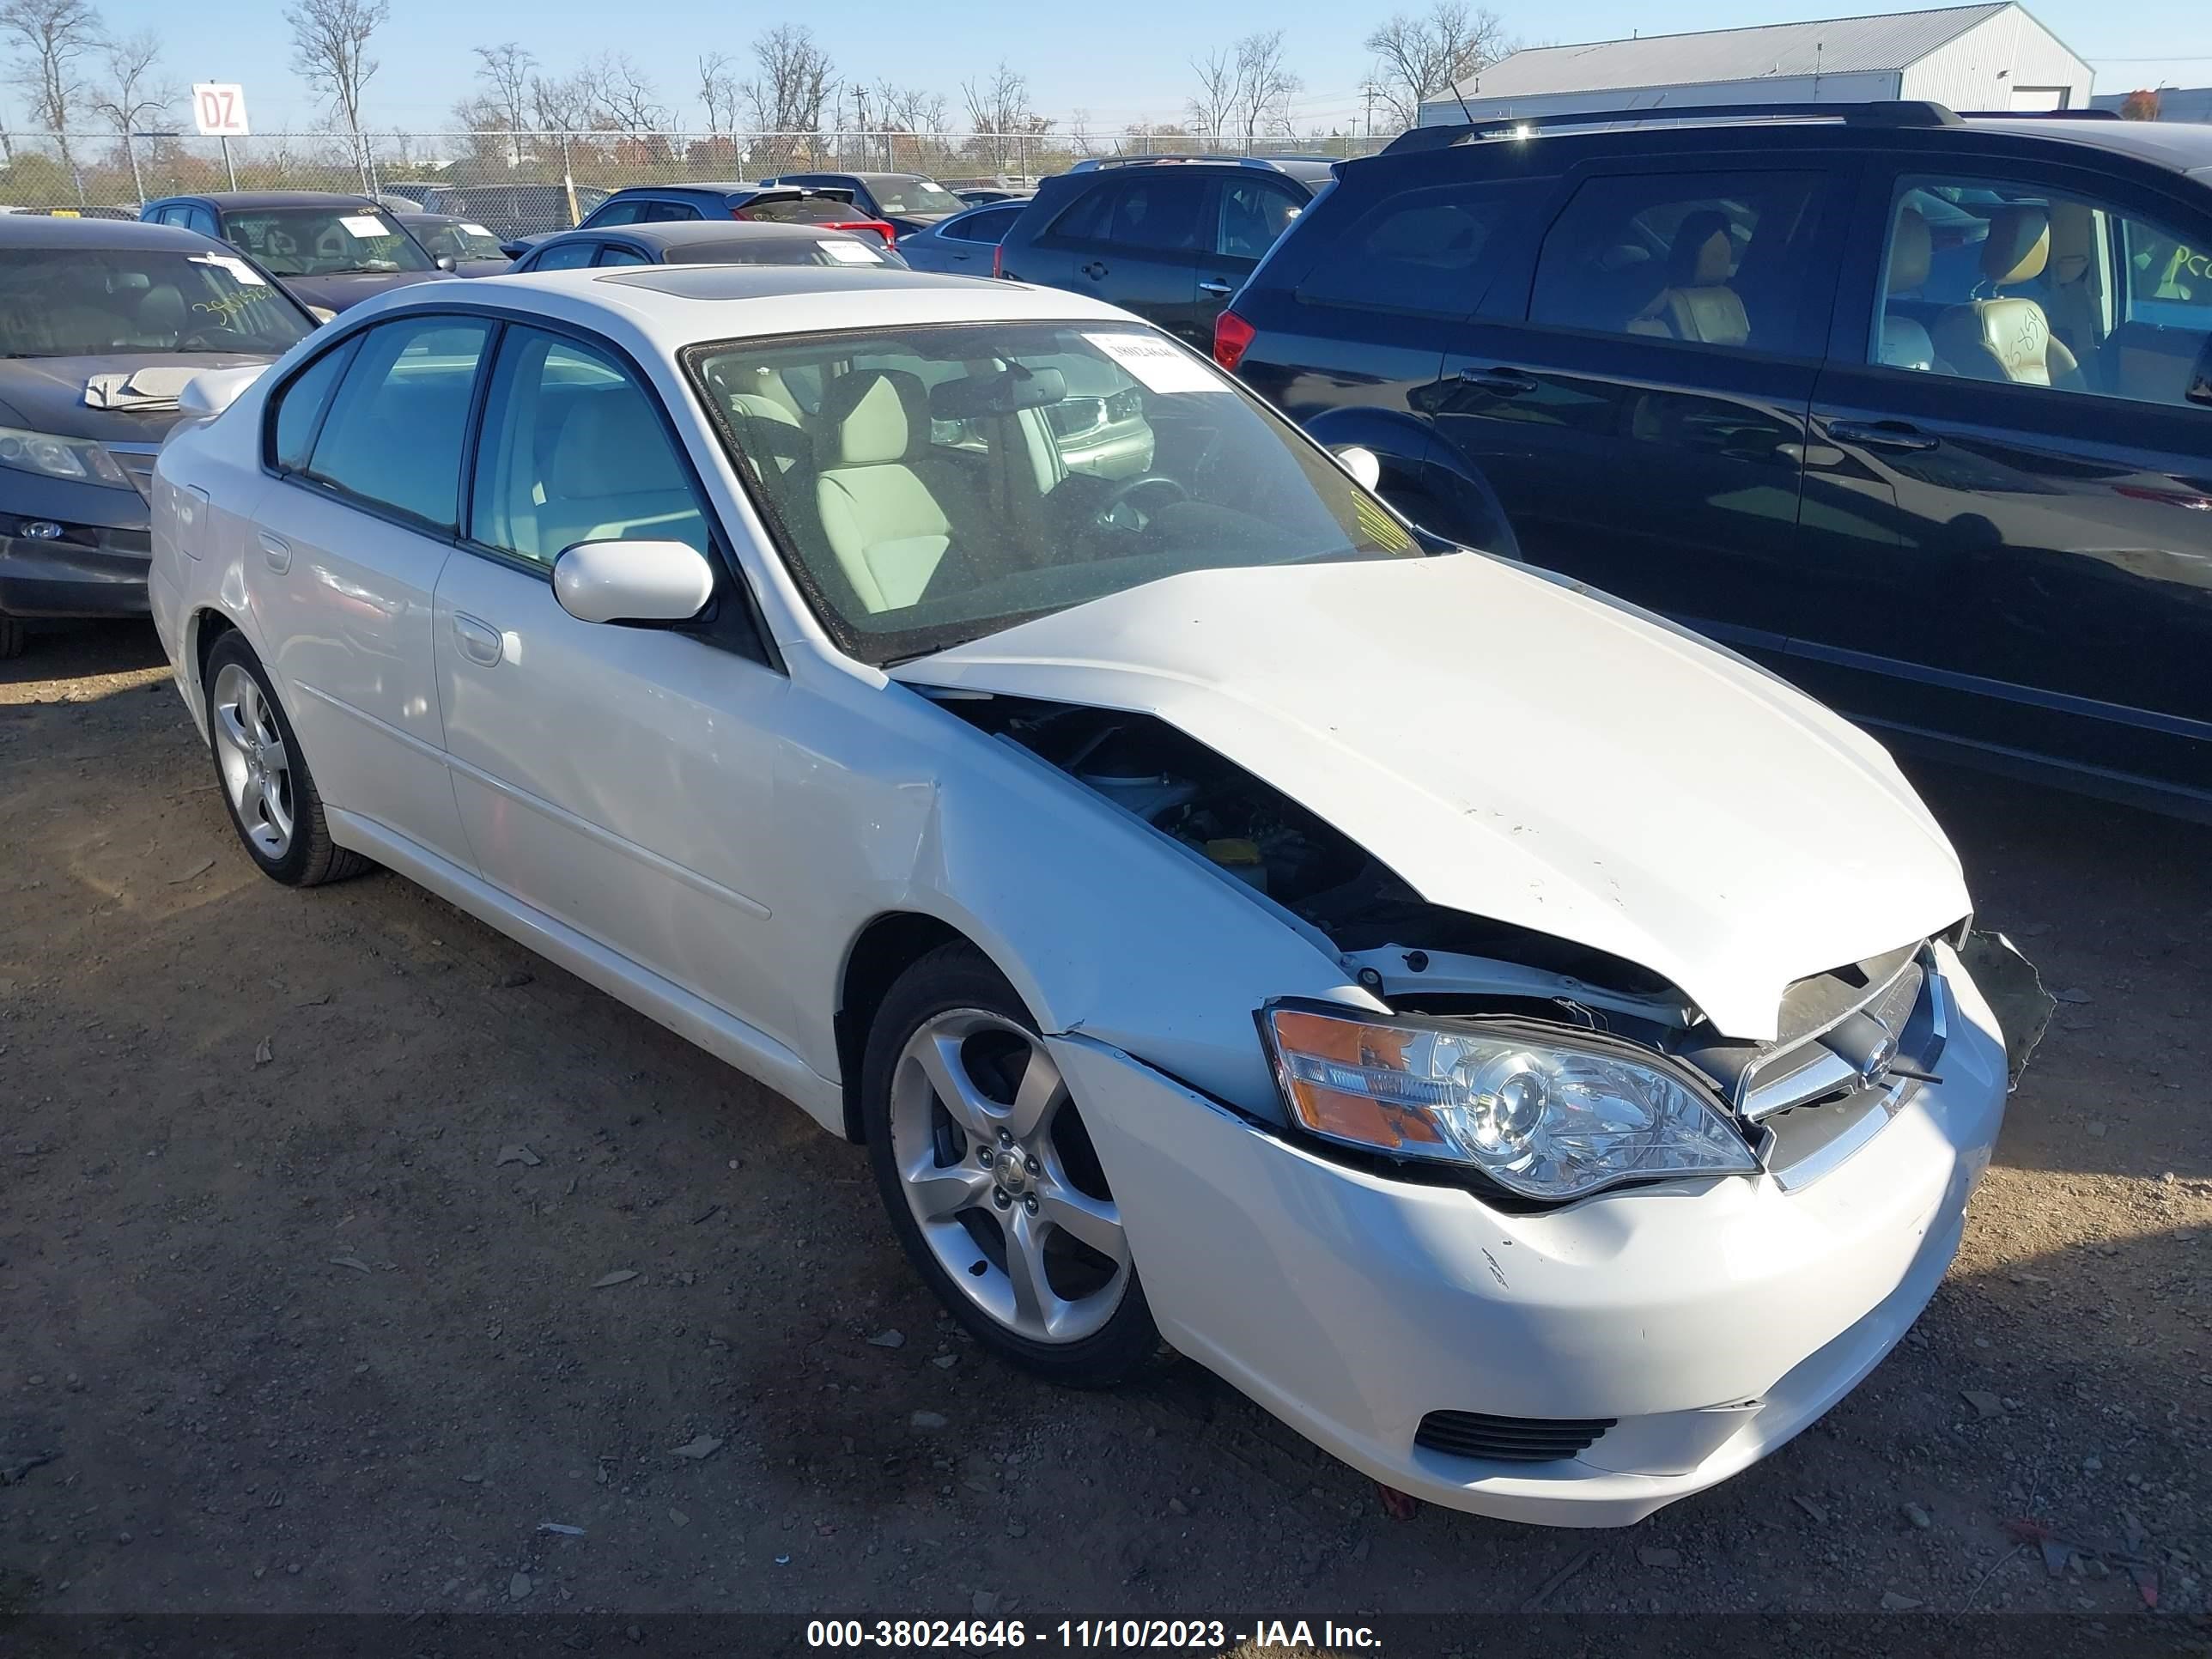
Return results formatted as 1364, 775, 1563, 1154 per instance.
2, 621, 2207, 1634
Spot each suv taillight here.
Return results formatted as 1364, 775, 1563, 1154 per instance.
1212, 308, 1256, 373
991, 241, 1004, 279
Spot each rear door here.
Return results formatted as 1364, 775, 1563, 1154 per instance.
1012, 172, 1211, 342
1801, 156, 2212, 804
1427, 156, 1851, 644
1196, 173, 1309, 335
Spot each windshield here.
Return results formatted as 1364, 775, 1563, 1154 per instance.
0, 247, 314, 357
688, 321, 1418, 664
867, 176, 963, 217
671, 235, 906, 269
416, 219, 506, 261
219, 206, 435, 276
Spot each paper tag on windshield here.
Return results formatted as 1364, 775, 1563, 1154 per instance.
461, 222, 494, 238
338, 214, 388, 238
817, 238, 878, 264
191, 252, 267, 286
1084, 331, 1225, 394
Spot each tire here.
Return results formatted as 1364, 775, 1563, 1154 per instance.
202, 633, 371, 887
0, 616, 23, 659
861, 942, 1173, 1389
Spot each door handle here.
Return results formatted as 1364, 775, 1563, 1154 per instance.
1198, 279, 1235, 296
1456, 366, 1537, 395
256, 529, 291, 574
1079, 260, 1109, 280
451, 613, 503, 668
1826, 418, 1939, 453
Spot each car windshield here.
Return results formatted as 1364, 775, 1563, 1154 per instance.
0, 246, 314, 357
219, 206, 435, 276
688, 321, 1419, 664
866, 176, 963, 217
671, 235, 905, 268
417, 220, 506, 261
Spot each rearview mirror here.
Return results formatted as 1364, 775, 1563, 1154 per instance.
1330, 444, 1382, 492
552, 539, 714, 625
178, 364, 269, 419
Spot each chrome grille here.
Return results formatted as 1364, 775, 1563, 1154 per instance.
1742, 954, 1926, 1121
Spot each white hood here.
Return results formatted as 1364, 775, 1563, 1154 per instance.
895, 553, 1972, 1041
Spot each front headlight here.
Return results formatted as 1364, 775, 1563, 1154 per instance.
0, 426, 131, 488
1261, 1002, 1758, 1202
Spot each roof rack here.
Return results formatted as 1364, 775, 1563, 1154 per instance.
1952, 107, 2122, 119
1382, 100, 1961, 155
1069, 154, 1330, 171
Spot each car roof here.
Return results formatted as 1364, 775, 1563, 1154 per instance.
160, 190, 383, 210
604, 181, 763, 197
0, 214, 220, 249
346, 263, 1140, 349
1954, 114, 2212, 173
545, 220, 868, 248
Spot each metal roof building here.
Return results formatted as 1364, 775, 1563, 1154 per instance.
1419, 3, 2094, 125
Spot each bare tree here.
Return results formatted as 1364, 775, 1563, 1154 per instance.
1187, 47, 1235, 148
581, 51, 665, 139
740, 25, 834, 168
1, 0, 101, 189
89, 27, 169, 204
283, 0, 386, 191
530, 69, 592, 133
1232, 30, 1299, 147
472, 41, 534, 164
1365, 1, 1513, 130
962, 60, 1035, 174
697, 50, 741, 136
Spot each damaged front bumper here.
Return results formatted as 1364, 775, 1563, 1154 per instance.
1052, 939, 2008, 1528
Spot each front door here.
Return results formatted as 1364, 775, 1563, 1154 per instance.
1427, 161, 1849, 647
430, 322, 799, 1046
251, 314, 490, 868
1802, 163, 2212, 804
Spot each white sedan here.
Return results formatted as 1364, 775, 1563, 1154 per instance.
147, 264, 2007, 1527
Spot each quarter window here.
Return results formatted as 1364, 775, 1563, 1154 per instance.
1872, 174, 2212, 410
268, 337, 360, 471
1297, 181, 1527, 315
302, 317, 489, 529
469, 326, 709, 567
529, 240, 598, 271
1529, 171, 1833, 356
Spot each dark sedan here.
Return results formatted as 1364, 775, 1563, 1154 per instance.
504, 220, 908, 275
0, 216, 316, 656
394, 211, 511, 276
141, 191, 443, 314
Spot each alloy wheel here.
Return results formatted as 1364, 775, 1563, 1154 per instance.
211, 662, 295, 860
889, 1007, 1131, 1345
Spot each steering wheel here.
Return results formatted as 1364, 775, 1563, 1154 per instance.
1091, 472, 1189, 529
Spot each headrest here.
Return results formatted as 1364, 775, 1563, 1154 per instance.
1887, 207, 1931, 293
1982, 205, 2049, 286
138, 284, 186, 334
1668, 210, 1735, 288
550, 393, 688, 499
822, 368, 928, 468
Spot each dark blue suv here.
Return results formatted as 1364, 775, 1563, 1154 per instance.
1224, 103, 2212, 820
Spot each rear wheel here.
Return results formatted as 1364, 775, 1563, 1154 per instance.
204, 633, 370, 887
861, 943, 1171, 1388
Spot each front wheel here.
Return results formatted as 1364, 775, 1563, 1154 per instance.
860, 943, 1171, 1388
203, 633, 370, 887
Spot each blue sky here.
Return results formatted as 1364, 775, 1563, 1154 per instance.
82, 0, 2212, 136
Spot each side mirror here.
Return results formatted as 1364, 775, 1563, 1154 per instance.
499, 241, 527, 260
1329, 444, 1382, 492
307, 305, 337, 325
552, 538, 714, 625
435, 254, 458, 272
178, 364, 268, 419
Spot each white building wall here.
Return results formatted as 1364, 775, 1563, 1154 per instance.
1420, 70, 1900, 126
1899, 9, 2094, 110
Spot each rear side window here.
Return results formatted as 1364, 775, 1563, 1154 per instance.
1098, 174, 1207, 252
303, 318, 491, 529
268, 337, 361, 471
1297, 182, 1524, 314
1528, 170, 1834, 356
1214, 179, 1305, 262
642, 199, 701, 223
945, 204, 1022, 243
529, 240, 598, 271
1043, 182, 1117, 243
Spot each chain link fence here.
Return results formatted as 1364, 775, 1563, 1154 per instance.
2, 129, 1394, 219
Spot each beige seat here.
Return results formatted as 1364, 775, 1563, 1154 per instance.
1877, 207, 1937, 372
1627, 210, 1749, 347
1933, 205, 2081, 388
535, 392, 705, 559
814, 369, 951, 614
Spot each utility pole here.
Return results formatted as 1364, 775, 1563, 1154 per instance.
1361, 81, 1376, 139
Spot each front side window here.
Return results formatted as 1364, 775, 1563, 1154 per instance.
688, 322, 1417, 664
1529, 170, 1832, 356
0, 246, 315, 356
471, 326, 708, 566
303, 318, 489, 528
1213, 179, 1304, 262
219, 206, 435, 277
1873, 174, 2212, 409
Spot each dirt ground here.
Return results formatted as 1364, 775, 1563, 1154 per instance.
3, 620, 2208, 1633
